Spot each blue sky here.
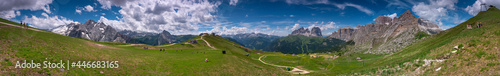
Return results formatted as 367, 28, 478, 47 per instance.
1, 0, 498, 36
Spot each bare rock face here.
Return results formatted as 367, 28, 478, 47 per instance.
157, 30, 175, 45
310, 27, 322, 37
290, 27, 322, 37
328, 10, 442, 54
51, 20, 127, 43
328, 26, 354, 41
375, 16, 393, 25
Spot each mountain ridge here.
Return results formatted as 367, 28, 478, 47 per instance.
289, 27, 322, 37
329, 10, 442, 54
50, 19, 128, 43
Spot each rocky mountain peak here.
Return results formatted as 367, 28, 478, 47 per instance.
328, 9, 441, 54
398, 10, 416, 21
328, 26, 355, 41
375, 16, 393, 24
50, 20, 127, 43
310, 27, 322, 36
161, 30, 171, 34
158, 30, 175, 45
290, 27, 322, 37
84, 19, 97, 25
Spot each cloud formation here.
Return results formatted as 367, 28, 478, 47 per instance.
465, 0, 500, 16
333, 3, 373, 15
0, 0, 53, 19
23, 13, 75, 29
0, 10, 20, 19
412, 0, 458, 27
208, 26, 251, 35
280, 0, 373, 15
384, 13, 397, 19
75, 9, 82, 14
290, 23, 300, 30
84, 5, 95, 12
229, 0, 238, 6
97, 0, 221, 33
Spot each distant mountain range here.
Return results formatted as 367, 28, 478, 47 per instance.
265, 26, 345, 54
289, 27, 322, 37
48, 10, 442, 54
119, 30, 197, 45
50, 20, 196, 46
221, 33, 280, 51
50, 20, 129, 43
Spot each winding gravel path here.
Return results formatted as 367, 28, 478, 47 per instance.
201, 35, 216, 49
258, 55, 312, 74
0, 22, 46, 32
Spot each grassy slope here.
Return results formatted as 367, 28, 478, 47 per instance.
334, 7, 500, 75
0, 20, 289, 75
259, 7, 500, 75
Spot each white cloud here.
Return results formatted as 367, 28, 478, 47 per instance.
290, 23, 300, 30
205, 26, 252, 35
96, 0, 221, 33
412, 0, 457, 28
0, 10, 19, 19
75, 9, 82, 14
385, 0, 410, 8
289, 15, 294, 17
84, 5, 95, 12
0, 0, 53, 19
97, 0, 127, 9
41, 12, 49, 17
280, 0, 373, 15
0, 0, 53, 13
305, 21, 339, 36
230, 0, 238, 6
384, 13, 397, 19
98, 16, 130, 30
333, 3, 374, 15
465, 0, 500, 16
23, 15, 75, 29
75, 5, 96, 14
284, 0, 329, 5
15, 11, 20, 16
317, 21, 338, 30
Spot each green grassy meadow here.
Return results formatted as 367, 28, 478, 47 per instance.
1, 7, 499, 75
0, 19, 289, 75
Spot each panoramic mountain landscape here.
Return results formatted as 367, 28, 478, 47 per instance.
1, 0, 499, 75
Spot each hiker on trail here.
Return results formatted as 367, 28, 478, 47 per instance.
245, 53, 249, 56
477, 22, 481, 28
479, 22, 483, 28
205, 58, 209, 62
286, 67, 290, 71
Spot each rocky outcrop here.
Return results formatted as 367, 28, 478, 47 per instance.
157, 30, 175, 45
328, 26, 355, 41
328, 10, 442, 54
375, 16, 393, 25
290, 27, 322, 37
51, 20, 127, 43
